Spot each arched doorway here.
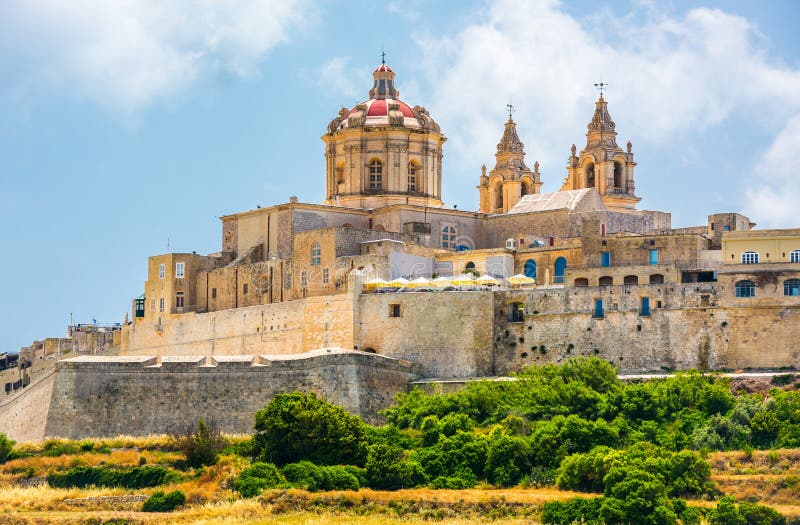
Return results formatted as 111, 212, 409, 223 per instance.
554, 257, 567, 284
585, 163, 595, 188
524, 259, 537, 279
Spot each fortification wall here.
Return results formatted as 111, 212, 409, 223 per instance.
0, 370, 55, 442
124, 293, 355, 357
44, 351, 420, 439
491, 285, 800, 374
358, 291, 495, 377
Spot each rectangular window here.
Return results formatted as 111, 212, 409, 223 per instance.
640, 297, 650, 317
601, 252, 611, 267
594, 299, 604, 318
150, 299, 155, 312
176, 292, 184, 311
285, 273, 292, 289
649, 249, 659, 265
158, 263, 165, 279
301, 271, 307, 288
211, 288, 217, 299
322, 268, 330, 285
176, 262, 185, 278
159, 298, 165, 313
723, 225, 730, 232
242, 283, 248, 295
389, 304, 401, 318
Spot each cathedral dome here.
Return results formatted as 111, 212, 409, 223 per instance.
327, 63, 440, 132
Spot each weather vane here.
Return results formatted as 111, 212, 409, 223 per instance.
506, 102, 515, 119
594, 74, 608, 97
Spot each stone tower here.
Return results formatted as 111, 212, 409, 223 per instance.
478, 116, 541, 213
561, 95, 639, 212
322, 63, 446, 209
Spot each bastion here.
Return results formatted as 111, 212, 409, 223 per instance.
41, 350, 420, 439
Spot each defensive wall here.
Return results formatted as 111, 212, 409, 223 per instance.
41, 350, 420, 439
0, 370, 56, 442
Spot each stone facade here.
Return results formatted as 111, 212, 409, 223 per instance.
43, 350, 420, 439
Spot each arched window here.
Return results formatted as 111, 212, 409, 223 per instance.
407, 162, 417, 192
441, 226, 456, 250
735, 280, 756, 298
649, 274, 664, 284
368, 159, 383, 190
624, 275, 639, 285
599, 276, 613, 286
494, 184, 503, 209
465, 261, 476, 272
524, 259, 537, 279
585, 163, 595, 188
574, 277, 589, 287
613, 161, 623, 190
554, 257, 567, 284
521, 179, 531, 196
311, 242, 321, 266
791, 250, 800, 263
784, 279, 800, 296
741, 251, 759, 264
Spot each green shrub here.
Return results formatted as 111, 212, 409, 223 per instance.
46, 465, 179, 489
41, 439, 81, 457
282, 461, 359, 491
541, 497, 603, 524
142, 490, 186, 512
709, 496, 746, 525
253, 392, 367, 466
233, 462, 285, 498
365, 443, 427, 490
738, 501, 786, 525
0, 433, 15, 464
172, 418, 226, 469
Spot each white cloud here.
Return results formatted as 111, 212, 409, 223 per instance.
744, 113, 800, 228
0, 0, 314, 113
319, 56, 360, 100
409, 0, 800, 222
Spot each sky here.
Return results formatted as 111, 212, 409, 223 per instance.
1, 0, 799, 353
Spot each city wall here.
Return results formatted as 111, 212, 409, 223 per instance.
43, 351, 421, 439
123, 292, 355, 357
0, 370, 56, 442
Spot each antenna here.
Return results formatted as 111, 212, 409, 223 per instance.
594, 74, 608, 97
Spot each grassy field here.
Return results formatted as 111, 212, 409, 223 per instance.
1, 437, 798, 524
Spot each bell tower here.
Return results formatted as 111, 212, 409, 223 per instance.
478, 111, 541, 213
561, 92, 640, 212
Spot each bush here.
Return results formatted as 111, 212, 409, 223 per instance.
541, 497, 603, 524
142, 490, 186, 512
46, 465, 179, 489
0, 433, 15, 464
738, 501, 786, 525
172, 418, 226, 469
365, 443, 427, 490
233, 462, 286, 498
281, 461, 359, 491
253, 392, 367, 466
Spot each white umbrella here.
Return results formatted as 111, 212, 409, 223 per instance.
388, 277, 409, 288
431, 276, 452, 288
408, 277, 431, 289
476, 274, 501, 286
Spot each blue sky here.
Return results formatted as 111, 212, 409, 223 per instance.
1, 0, 799, 353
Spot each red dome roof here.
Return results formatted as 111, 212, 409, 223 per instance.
374, 64, 393, 73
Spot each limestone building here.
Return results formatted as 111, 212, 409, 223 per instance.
4, 61, 800, 441
118, 61, 800, 379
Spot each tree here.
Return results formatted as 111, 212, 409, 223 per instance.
172, 419, 226, 469
365, 443, 427, 489
0, 433, 15, 464
253, 392, 367, 466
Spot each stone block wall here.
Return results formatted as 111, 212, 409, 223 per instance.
43, 351, 420, 438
